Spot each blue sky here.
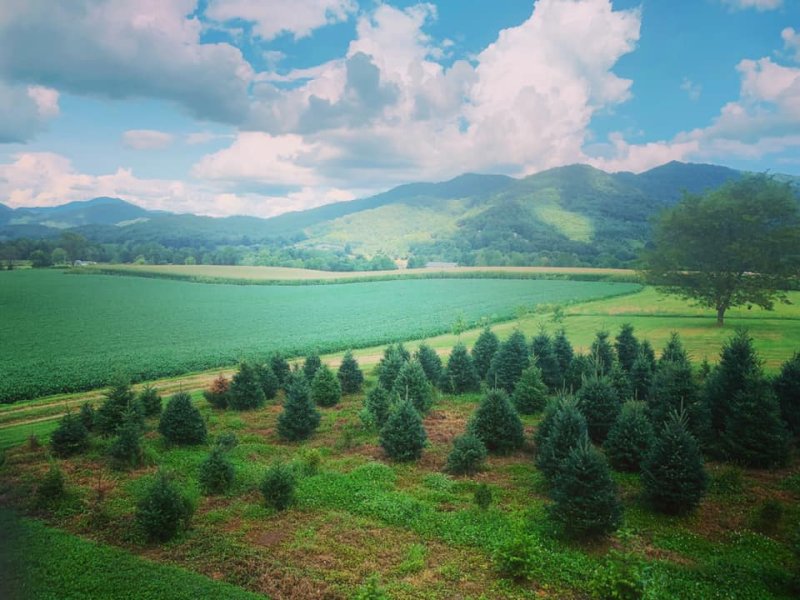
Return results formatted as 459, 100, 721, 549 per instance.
0, 0, 798, 217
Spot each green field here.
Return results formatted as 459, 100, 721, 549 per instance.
0, 270, 639, 403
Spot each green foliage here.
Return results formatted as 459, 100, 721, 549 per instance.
78, 402, 95, 431
642, 411, 708, 515
303, 352, 322, 382
296, 448, 322, 476
474, 483, 493, 510
590, 331, 616, 375
512, 364, 549, 414
254, 362, 279, 400
392, 359, 434, 413
446, 433, 487, 475
198, 448, 235, 495
493, 533, 538, 580
577, 375, 621, 444
361, 385, 394, 430
751, 499, 784, 536
377, 343, 407, 391
203, 374, 230, 409
108, 409, 144, 469
37, 462, 66, 506
533, 396, 564, 451
660, 332, 690, 366
158, 392, 207, 445
214, 431, 238, 452
260, 463, 296, 510
50, 412, 89, 457
352, 574, 391, 600
337, 350, 364, 394
471, 326, 500, 380
565, 353, 593, 392
531, 330, 561, 390
552, 328, 574, 384
138, 385, 162, 417
486, 329, 530, 394
276, 372, 321, 441
136, 471, 194, 542
549, 440, 623, 540
604, 401, 654, 472
95, 381, 141, 436
649, 359, 707, 441
415, 342, 443, 386
589, 551, 646, 600
469, 389, 524, 454
380, 400, 427, 462
629, 349, 653, 402
269, 353, 291, 389
536, 397, 589, 482
441, 342, 481, 394
227, 362, 266, 410
608, 362, 632, 403
311, 364, 342, 408
774, 353, 800, 436
615, 323, 640, 373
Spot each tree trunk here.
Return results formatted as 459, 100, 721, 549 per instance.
716, 305, 725, 327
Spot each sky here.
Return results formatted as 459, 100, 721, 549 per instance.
0, 0, 798, 218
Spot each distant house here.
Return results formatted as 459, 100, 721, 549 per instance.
73, 260, 97, 267
425, 261, 458, 269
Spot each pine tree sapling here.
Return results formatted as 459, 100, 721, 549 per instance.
774, 353, 800, 437
442, 342, 481, 394
203, 374, 230, 409
159, 392, 207, 445
198, 448, 235, 495
50, 412, 89, 457
303, 353, 322, 382
37, 462, 66, 506
604, 401, 654, 472
536, 398, 589, 482
549, 440, 623, 540
649, 359, 707, 441
392, 359, 434, 413
552, 329, 574, 387
629, 349, 654, 402
109, 408, 145, 469
531, 330, 561, 390
277, 372, 321, 441
138, 385, 162, 417
659, 332, 690, 367
338, 350, 364, 394
255, 363, 279, 400
512, 365, 548, 415
311, 364, 342, 408
614, 324, 640, 373
474, 483, 493, 510
469, 389, 525, 454
380, 400, 427, 462
576, 375, 621, 444
533, 396, 564, 452
361, 385, 394, 430
487, 330, 530, 394
261, 463, 297, 510
377, 344, 407, 390
416, 343, 444, 386
270, 353, 291, 389
215, 431, 239, 452
472, 327, 500, 380
590, 331, 616, 376
95, 381, 139, 435
136, 471, 194, 542
228, 362, 267, 410
640, 340, 657, 372
446, 433, 488, 475
642, 411, 708, 515
78, 402, 96, 431
609, 362, 632, 403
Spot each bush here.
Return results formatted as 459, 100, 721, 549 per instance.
577, 375, 621, 444
158, 392, 207, 445
774, 353, 800, 437
474, 483, 493, 510
50, 412, 89, 457
604, 401, 654, 472
380, 400, 427, 462
352, 574, 391, 600
416, 342, 443, 386
471, 326, 500, 380
303, 352, 322, 382
361, 385, 395, 430
446, 433, 487, 475
214, 432, 239, 452
254, 363, 279, 400
486, 330, 530, 393
227, 363, 266, 410
469, 389, 525, 454
198, 448, 235, 495
203, 374, 230, 409
311, 364, 341, 408
512, 365, 548, 415
108, 409, 144, 469
138, 385, 162, 417
78, 402, 96, 431
296, 448, 322, 476
260, 463, 296, 510
277, 372, 321, 441
136, 471, 194, 542
337, 350, 364, 394
37, 462, 66, 506
589, 550, 646, 600
441, 342, 481, 394
392, 359, 434, 413
493, 533, 538, 580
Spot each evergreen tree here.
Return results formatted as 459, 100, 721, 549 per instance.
78, 402, 96, 431
361, 385, 396, 429
396, 343, 411, 362
649, 359, 708, 441
486, 330, 530, 394
203, 374, 230, 409
724, 377, 790, 468
608, 362, 632, 403
442, 342, 481, 394
198, 448, 235, 495
50, 412, 89, 457
576, 375, 621, 444
590, 331, 616, 375
303, 352, 322, 382
380, 400, 427, 462
337, 350, 364, 394
96, 381, 142, 435
552, 328, 574, 387
109, 408, 144, 469
269, 353, 291, 389
277, 372, 321, 441
536, 398, 589, 482
392, 359, 434, 413
512, 365, 548, 415
774, 353, 800, 436
531, 330, 561, 390
377, 344, 407, 390
549, 440, 623, 540
614, 324, 640, 373
227, 362, 266, 410
469, 389, 525, 454
254, 362, 279, 400
136, 471, 193, 542
565, 354, 592, 393
415, 343, 443, 386
472, 326, 500, 380
629, 349, 654, 402
260, 463, 296, 510
138, 385, 162, 417
604, 401, 654, 472
446, 433, 488, 475
659, 332, 690, 366
311, 364, 342, 408
158, 392, 207, 445
640, 340, 657, 372
642, 411, 708, 515
533, 396, 566, 452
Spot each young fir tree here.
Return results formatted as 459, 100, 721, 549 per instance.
78, 402, 96, 431
254, 362, 279, 400
576, 375, 621, 444
614, 324, 640, 373
659, 332, 690, 366
415, 343, 444, 386
608, 362, 633, 403
198, 447, 235, 495
96, 381, 142, 435
531, 329, 561, 390
774, 353, 800, 437
486, 330, 530, 394
648, 359, 707, 441
536, 398, 589, 482
446, 432, 488, 475
377, 344, 407, 390
723, 377, 790, 468
396, 343, 412, 362
629, 349, 654, 402
276, 372, 321, 441
565, 354, 592, 393
604, 401, 654, 472
392, 359, 434, 413
468, 389, 525, 454
534, 396, 567, 452
311, 364, 342, 408
203, 374, 230, 409
337, 350, 364, 394
158, 392, 207, 445
642, 411, 708, 515
303, 352, 322, 382
136, 471, 193, 542
109, 408, 145, 469
379, 399, 427, 462
442, 342, 481, 394
138, 385, 162, 417
640, 339, 657, 372
549, 440, 623, 540
552, 328, 574, 387
50, 412, 89, 457
512, 364, 549, 415
260, 463, 296, 510
471, 326, 500, 380
590, 331, 616, 376
269, 353, 292, 389
227, 362, 266, 410
361, 385, 394, 430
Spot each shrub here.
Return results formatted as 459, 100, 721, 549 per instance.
337, 350, 364, 394
108, 409, 144, 469
214, 432, 239, 452
415, 342, 443, 386
512, 365, 548, 415
198, 448, 235, 495
352, 574, 391, 600
303, 352, 322, 382
296, 448, 322, 476
441, 342, 481, 394
589, 551, 646, 600
577, 375, 621, 444
50, 412, 89, 457
260, 463, 296, 510
392, 359, 434, 413
774, 353, 800, 436
446, 433, 487, 475
138, 385, 162, 417
471, 327, 499, 380
270, 353, 292, 389
536, 398, 589, 482
486, 330, 530, 393
203, 374, 230, 409
95, 381, 142, 435
254, 363, 279, 400
361, 385, 394, 430
158, 392, 207, 445
136, 471, 194, 542
78, 402, 96, 431
493, 533, 537, 580
377, 344, 407, 390
474, 483, 493, 510
469, 389, 525, 454
311, 364, 341, 408
604, 401, 654, 472
277, 372, 321, 441
380, 400, 427, 462
37, 462, 66, 506
227, 362, 266, 410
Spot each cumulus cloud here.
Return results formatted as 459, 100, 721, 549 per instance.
680, 78, 702, 101
782, 27, 800, 62
0, 83, 59, 143
122, 129, 174, 150
720, 0, 783, 10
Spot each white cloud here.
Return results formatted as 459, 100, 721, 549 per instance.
680, 78, 702, 101
720, 0, 783, 10
122, 129, 174, 150
782, 27, 800, 62
0, 83, 59, 143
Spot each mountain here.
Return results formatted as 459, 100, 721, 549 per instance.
6, 197, 157, 229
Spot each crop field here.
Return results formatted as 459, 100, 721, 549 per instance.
0, 270, 639, 403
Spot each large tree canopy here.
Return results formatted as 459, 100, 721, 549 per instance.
643, 175, 800, 325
